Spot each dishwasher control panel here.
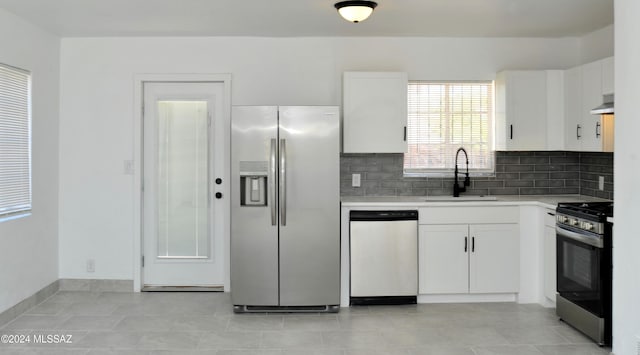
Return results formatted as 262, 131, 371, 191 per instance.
350, 210, 418, 221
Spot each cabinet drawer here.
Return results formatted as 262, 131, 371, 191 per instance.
419, 206, 519, 225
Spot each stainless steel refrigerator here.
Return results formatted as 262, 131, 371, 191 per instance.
231, 106, 340, 312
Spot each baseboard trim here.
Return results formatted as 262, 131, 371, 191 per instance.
0, 280, 59, 328
141, 285, 224, 292
417, 293, 517, 303
58, 279, 133, 292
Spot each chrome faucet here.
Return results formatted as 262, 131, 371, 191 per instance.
453, 147, 470, 197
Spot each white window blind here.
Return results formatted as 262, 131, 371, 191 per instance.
404, 81, 495, 175
0, 63, 32, 218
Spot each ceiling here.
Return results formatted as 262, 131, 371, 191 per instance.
0, 0, 613, 38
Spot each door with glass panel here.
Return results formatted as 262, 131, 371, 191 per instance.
143, 82, 225, 288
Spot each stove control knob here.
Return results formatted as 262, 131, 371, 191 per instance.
569, 218, 578, 226
584, 222, 594, 231
558, 216, 567, 223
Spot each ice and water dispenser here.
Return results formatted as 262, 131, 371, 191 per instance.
239, 161, 268, 206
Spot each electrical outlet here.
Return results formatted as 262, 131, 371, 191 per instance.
86, 259, 95, 273
599, 176, 605, 191
352, 173, 361, 187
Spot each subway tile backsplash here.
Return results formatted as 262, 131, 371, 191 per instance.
340, 151, 613, 200
580, 152, 614, 199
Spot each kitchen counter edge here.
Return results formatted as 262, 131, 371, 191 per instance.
341, 195, 611, 210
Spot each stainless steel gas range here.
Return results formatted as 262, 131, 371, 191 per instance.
555, 201, 613, 346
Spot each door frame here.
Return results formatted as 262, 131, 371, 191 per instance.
133, 74, 232, 292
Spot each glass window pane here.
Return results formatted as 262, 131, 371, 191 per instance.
0, 63, 32, 219
404, 81, 495, 175
156, 101, 209, 258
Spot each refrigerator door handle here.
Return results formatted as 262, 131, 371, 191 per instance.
270, 138, 277, 226
280, 138, 287, 226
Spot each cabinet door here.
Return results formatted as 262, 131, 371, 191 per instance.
601, 57, 614, 95
343, 72, 408, 153
564, 66, 582, 151
581, 61, 603, 152
419, 224, 469, 294
469, 224, 519, 293
546, 70, 565, 151
544, 225, 557, 301
495, 71, 547, 151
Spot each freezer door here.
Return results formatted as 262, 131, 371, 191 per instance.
278, 106, 341, 306
230, 106, 279, 306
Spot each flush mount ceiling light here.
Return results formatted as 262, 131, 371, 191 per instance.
334, 1, 378, 23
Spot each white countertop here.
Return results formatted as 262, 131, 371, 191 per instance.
341, 194, 611, 210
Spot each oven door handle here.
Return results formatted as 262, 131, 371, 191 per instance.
556, 225, 604, 249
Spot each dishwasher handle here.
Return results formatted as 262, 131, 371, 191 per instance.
350, 210, 418, 221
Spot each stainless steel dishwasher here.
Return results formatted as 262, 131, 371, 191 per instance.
349, 210, 418, 305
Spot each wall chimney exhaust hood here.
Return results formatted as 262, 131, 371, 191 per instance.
591, 94, 614, 115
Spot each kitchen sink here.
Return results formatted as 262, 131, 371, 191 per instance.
424, 196, 498, 202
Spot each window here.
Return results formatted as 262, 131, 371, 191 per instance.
403, 81, 495, 176
0, 63, 31, 219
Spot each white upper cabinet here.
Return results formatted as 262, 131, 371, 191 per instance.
545, 70, 566, 151
495, 57, 614, 152
601, 56, 615, 95
563, 57, 614, 152
564, 66, 582, 151
495, 70, 559, 151
581, 60, 604, 152
342, 72, 408, 153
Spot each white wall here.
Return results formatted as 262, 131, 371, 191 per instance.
0, 9, 59, 313
579, 24, 614, 64
613, 1, 640, 354
58, 36, 580, 281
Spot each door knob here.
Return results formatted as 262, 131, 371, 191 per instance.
215, 192, 223, 199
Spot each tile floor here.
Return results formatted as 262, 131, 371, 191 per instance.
0, 291, 612, 354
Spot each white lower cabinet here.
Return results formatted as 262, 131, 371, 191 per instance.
543, 208, 557, 301
470, 224, 520, 293
419, 223, 520, 294
419, 224, 469, 294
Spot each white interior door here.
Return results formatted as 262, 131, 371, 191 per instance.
143, 82, 225, 288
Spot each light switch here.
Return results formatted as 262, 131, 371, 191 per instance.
352, 173, 361, 187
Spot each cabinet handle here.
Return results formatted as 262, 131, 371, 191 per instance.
403, 126, 407, 141
577, 124, 581, 139
464, 237, 468, 252
547, 212, 556, 216
596, 122, 601, 138
510, 125, 513, 140
472, 237, 475, 253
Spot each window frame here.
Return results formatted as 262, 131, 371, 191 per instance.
403, 80, 496, 177
0, 63, 32, 221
